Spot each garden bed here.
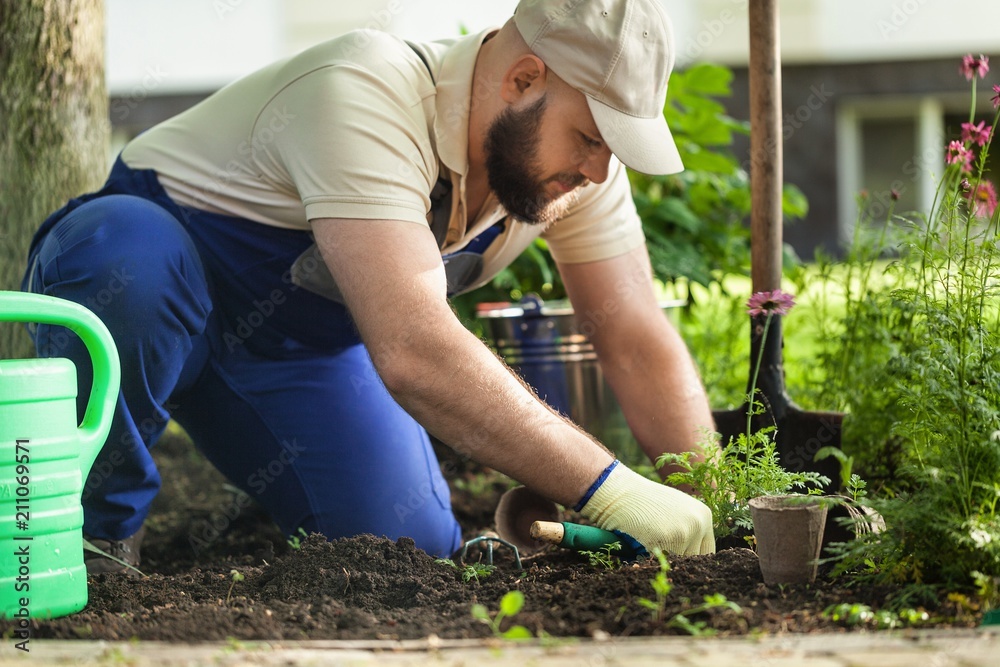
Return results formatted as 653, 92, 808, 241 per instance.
5, 429, 978, 642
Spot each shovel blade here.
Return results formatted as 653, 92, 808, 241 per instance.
711, 403, 844, 493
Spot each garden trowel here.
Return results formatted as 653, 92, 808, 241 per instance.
529, 520, 640, 560
710, 0, 843, 491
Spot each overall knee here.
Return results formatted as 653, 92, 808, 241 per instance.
36, 195, 210, 321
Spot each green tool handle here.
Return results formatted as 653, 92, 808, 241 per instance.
530, 521, 637, 558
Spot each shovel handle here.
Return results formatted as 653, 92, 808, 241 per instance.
749, 0, 783, 293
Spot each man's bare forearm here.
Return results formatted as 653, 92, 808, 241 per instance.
311, 216, 613, 506
371, 307, 613, 506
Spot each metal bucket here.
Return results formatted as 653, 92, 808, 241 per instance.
477, 295, 684, 467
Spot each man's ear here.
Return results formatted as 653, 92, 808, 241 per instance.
500, 54, 547, 103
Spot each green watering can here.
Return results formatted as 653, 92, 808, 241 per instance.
0, 291, 121, 619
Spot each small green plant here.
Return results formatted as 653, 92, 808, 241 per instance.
668, 594, 743, 636
225, 569, 245, 606
635, 550, 741, 633
659, 291, 830, 540
637, 549, 673, 622
822, 603, 930, 630
461, 562, 496, 583
222, 636, 247, 654
579, 541, 622, 570
434, 558, 496, 583
471, 590, 533, 640
286, 527, 308, 550
814, 446, 868, 502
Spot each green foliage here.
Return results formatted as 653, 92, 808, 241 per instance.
471, 590, 533, 640
461, 562, 496, 583
659, 404, 829, 539
822, 603, 929, 629
579, 541, 623, 570
631, 63, 807, 290
812, 72, 1000, 601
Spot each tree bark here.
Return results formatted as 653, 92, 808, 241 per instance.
0, 0, 108, 358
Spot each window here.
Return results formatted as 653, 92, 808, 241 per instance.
837, 94, 998, 249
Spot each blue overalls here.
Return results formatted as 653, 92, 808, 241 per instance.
22, 157, 477, 558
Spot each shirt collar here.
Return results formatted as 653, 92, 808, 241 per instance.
433, 28, 496, 178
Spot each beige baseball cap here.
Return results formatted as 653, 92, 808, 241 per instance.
513, 0, 683, 175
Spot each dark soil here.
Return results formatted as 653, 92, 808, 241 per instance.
3, 427, 979, 641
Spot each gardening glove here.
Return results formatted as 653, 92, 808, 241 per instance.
577, 460, 715, 557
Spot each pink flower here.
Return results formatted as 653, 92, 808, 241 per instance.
993, 85, 1000, 109
963, 180, 999, 218
747, 289, 796, 317
961, 120, 992, 147
961, 54, 990, 81
947, 140, 974, 172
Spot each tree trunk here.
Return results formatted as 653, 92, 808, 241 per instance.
0, 0, 108, 359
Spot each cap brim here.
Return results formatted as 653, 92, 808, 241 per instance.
587, 96, 684, 176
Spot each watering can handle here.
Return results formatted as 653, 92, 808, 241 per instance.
0, 291, 122, 474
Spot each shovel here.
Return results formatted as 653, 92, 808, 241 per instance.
709, 0, 843, 491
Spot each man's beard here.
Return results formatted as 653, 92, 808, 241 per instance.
484, 95, 584, 225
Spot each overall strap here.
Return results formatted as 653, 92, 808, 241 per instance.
408, 41, 453, 249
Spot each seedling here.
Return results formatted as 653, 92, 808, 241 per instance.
637, 549, 672, 622
434, 558, 496, 583
828, 602, 933, 629
579, 541, 622, 570
814, 446, 868, 501
668, 594, 743, 636
471, 590, 532, 640
286, 527, 308, 550
634, 550, 742, 633
226, 569, 244, 605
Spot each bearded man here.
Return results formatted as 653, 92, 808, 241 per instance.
22, 0, 717, 573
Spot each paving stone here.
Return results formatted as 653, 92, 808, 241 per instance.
0, 631, 997, 667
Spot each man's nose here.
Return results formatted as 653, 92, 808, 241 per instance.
579, 145, 612, 184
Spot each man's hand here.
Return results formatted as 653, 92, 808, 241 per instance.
578, 461, 715, 556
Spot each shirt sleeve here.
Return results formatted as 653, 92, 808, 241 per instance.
253, 32, 439, 226
541, 158, 646, 264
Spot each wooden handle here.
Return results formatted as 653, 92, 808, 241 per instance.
749, 0, 783, 293
529, 521, 566, 545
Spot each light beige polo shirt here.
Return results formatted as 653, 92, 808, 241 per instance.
121, 28, 646, 296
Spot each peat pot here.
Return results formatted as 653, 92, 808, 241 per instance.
750, 494, 828, 586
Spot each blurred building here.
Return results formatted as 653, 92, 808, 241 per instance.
107, 0, 1000, 259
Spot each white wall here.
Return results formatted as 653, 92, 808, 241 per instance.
106, 0, 283, 95
107, 0, 1000, 95
664, 0, 1000, 68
